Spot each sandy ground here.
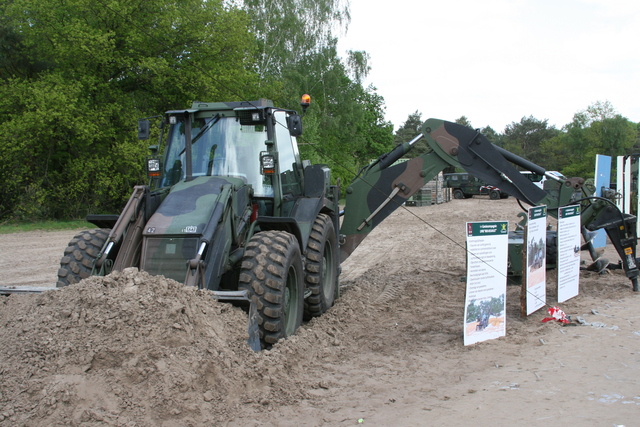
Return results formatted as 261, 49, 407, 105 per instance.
1, 197, 639, 426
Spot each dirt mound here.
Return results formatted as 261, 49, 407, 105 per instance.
0, 268, 329, 426
0, 265, 404, 426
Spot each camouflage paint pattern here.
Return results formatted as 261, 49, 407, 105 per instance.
340, 151, 450, 261
141, 175, 249, 285
143, 176, 243, 237
424, 119, 556, 206
422, 118, 581, 213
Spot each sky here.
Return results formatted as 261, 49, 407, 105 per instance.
336, 0, 640, 133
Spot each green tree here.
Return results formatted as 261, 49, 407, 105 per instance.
486, 294, 505, 317
501, 116, 560, 166
242, 0, 350, 80
292, 47, 393, 184
394, 111, 423, 144
455, 116, 473, 128
241, 0, 394, 186
0, 0, 393, 219
0, 0, 260, 220
480, 125, 500, 145
558, 102, 636, 179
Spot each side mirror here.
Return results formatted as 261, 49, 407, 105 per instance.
138, 119, 150, 140
287, 114, 303, 137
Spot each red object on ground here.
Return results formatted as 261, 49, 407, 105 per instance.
542, 306, 570, 324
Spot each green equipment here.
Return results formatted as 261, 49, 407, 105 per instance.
39, 102, 638, 350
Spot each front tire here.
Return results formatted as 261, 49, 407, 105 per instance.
453, 189, 464, 199
239, 231, 304, 348
304, 214, 339, 320
57, 229, 110, 287
490, 190, 500, 200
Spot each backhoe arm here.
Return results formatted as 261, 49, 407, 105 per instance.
340, 119, 638, 291
341, 119, 577, 260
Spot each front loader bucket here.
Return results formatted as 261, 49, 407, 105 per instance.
211, 290, 261, 351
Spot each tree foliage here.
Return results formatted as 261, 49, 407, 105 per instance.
239, 0, 392, 186
465, 295, 505, 323
242, 0, 349, 79
549, 105, 637, 179
0, 0, 265, 220
500, 116, 561, 166
393, 111, 425, 158
0, 0, 394, 220
291, 47, 394, 185
455, 116, 473, 129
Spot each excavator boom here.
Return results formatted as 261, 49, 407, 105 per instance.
340, 119, 639, 291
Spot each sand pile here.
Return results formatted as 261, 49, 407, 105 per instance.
0, 268, 320, 426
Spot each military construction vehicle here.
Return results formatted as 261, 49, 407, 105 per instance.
443, 172, 509, 200
11, 98, 637, 350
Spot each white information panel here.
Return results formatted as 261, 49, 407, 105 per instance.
464, 221, 508, 346
526, 206, 547, 315
557, 205, 581, 302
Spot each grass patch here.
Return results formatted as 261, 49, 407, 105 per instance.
0, 220, 93, 234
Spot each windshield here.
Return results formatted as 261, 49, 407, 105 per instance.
161, 116, 273, 196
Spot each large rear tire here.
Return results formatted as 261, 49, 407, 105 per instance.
239, 231, 304, 348
57, 229, 110, 287
304, 214, 338, 320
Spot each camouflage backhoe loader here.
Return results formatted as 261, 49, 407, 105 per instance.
56, 98, 341, 350
4, 99, 636, 350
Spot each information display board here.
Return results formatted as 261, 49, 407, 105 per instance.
525, 206, 547, 315
464, 221, 508, 346
557, 205, 581, 302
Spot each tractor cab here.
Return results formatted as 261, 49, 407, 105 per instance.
141, 100, 307, 218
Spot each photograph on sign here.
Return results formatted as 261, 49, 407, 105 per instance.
526, 206, 547, 315
557, 205, 581, 302
464, 221, 508, 345
464, 294, 506, 345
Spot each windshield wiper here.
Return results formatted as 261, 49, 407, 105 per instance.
179, 114, 221, 156
192, 114, 220, 145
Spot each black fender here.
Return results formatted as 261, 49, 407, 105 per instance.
255, 195, 331, 254
86, 214, 120, 229
255, 216, 304, 251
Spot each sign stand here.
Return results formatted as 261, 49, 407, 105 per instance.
557, 205, 581, 302
464, 221, 509, 346
522, 206, 547, 316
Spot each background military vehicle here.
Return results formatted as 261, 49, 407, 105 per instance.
443, 172, 509, 200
